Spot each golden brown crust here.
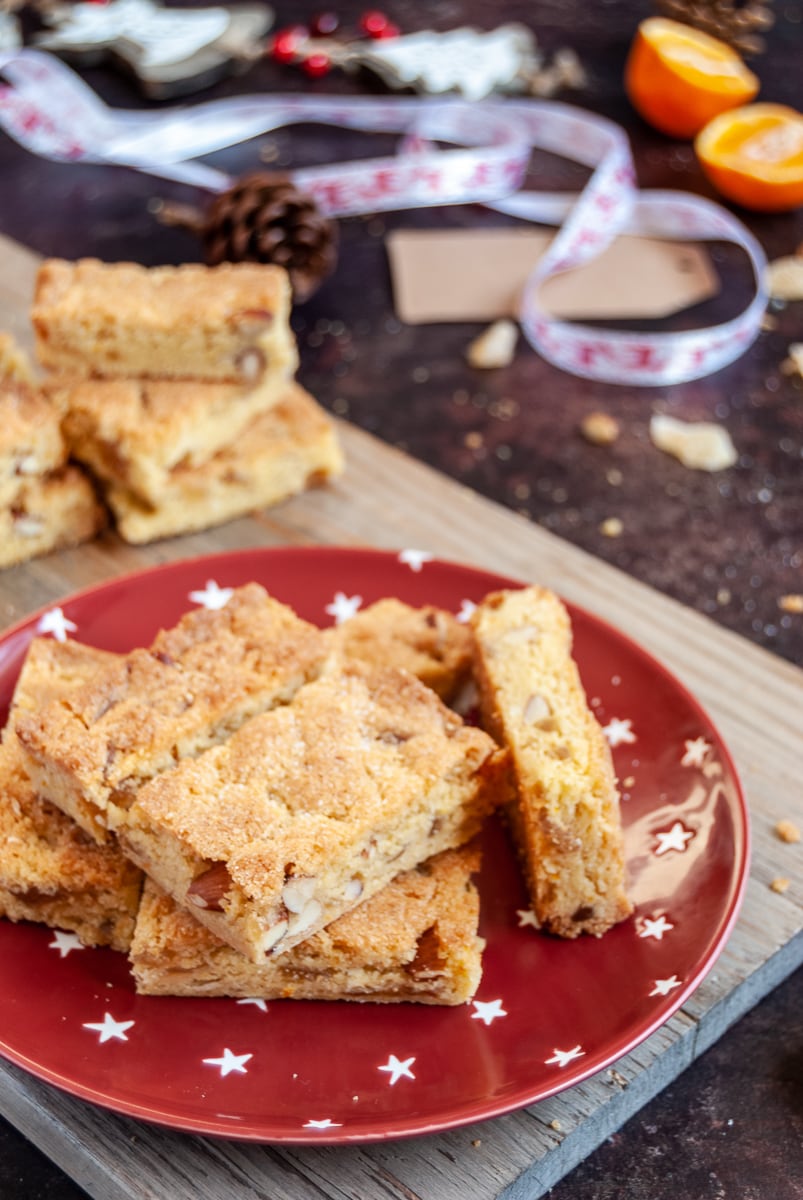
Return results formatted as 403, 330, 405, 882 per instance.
32, 258, 298, 382
104, 385, 344, 544
0, 381, 67, 506
329, 597, 473, 702
470, 586, 631, 938
56, 372, 291, 504
130, 846, 484, 1004
15, 584, 331, 841
0, 639, 142, 950
120, 662, 509, 963
0, 466, 107, 570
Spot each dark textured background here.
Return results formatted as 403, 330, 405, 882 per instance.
0, 0, 801, 1195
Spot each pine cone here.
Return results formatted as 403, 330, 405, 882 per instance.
654, 0, 775, 55
199, 174, 337, 301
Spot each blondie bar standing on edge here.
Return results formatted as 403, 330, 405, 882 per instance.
470, 586, 632, 938
15, 585, 331, 843
0, 639, 142, 951
119, 663, 510, 963
130, 846, 485, 1006
32, 259, 298, 384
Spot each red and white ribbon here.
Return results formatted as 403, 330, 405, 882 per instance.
0, 49, 768, 386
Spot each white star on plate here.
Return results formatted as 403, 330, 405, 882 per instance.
516, 908, 540, 930
49, 930, 85, 957
324, 591, 363, 624
602, 717, 636, 747
650, 975, 682, 997
37, 607, 77, 643
378, 1054, 416, 1085
304, 1118, 342, 1129
189, 579, 233, 610
654, 821, 695, 856
202, 1047, 252, 1077
236, 997, 268, 1012
456, 598, 476, 624
398, 548, 433, 573
471, 998, 507, 1026
545, 1045, 585, 1068
83, 1012, 135, 1044
681, 737, 711, 768
637, 914, 674, 941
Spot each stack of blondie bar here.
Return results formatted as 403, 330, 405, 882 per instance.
3, 585, 507, 1004
32, 258, 343, 545
0, 334, 106, 569
1, 579, 632, 1005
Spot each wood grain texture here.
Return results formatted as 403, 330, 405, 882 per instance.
0, 233, 801, 1199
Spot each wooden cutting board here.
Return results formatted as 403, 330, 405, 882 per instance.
0, 235, 801, 1200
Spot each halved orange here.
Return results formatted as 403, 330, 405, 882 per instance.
696, 103, 803, 212
625, 17, 759, 140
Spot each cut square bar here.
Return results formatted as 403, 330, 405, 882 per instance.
470, 586, 631, 938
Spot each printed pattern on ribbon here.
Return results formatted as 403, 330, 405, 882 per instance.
0, 48, 768, 386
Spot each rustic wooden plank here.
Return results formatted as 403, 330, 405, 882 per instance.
0, 232, 801, 1199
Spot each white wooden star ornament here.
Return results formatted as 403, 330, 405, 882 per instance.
471, 998, 507, 1025
49, 930, 85, 957
37, 607, 77, 642
545, 1045, 585, 1068
189, 579, 234, 610
654, 821, 695, 856
378, 1054, 416, 1085
324, 591, 363, 624
202, 1047, 253, 1076
83, 1012, 135, 1043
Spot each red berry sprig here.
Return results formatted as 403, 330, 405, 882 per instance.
269, 10, 400, 78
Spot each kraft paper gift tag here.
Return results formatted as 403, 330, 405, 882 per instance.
386, 228, 719, 324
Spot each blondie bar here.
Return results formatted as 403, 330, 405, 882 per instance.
470, 586, 631, 938
0, 380, 66, 507
0, 639, 142, 951
0, 467, 106, 570
32, 258, 298, 383
56, 371, 291, 506
131, 846, 484, 1005
0, 332, 35, 384
329, 597, 473, 703
103, 384, 344, 544
15, 584, 330, 841
119, 663, 509, 962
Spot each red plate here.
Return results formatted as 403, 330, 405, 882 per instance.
0, 547, 748, 1142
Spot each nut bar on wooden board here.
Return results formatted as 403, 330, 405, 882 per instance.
102, 383, 344, 544
14, 584, 331, 842
32, 259, 298, 384
130, 846, 484, 1005
117, 662, 510, 963
0, 639, 142, 952
470, 585, 631, 937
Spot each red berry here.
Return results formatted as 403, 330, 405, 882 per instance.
303, 52, 332, 78
271, 25, 307, 64
359, 10, 391, 37
371, 19, 399, 38
310, 11, 339, 37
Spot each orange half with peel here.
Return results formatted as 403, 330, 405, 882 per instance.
696, 103, 803, 212
625, 17, 759, 139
